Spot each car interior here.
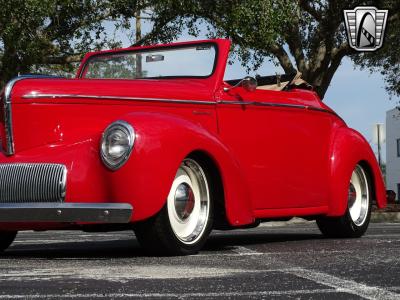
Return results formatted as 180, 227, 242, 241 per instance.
225, 72, 313, 91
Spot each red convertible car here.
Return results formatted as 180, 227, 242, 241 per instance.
0, 39, 386, 255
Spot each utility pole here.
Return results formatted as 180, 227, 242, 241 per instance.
135, 8, 142, 78
373, 123, 385, 169
377, 123, 382, 167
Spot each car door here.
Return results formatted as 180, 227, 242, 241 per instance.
216, 88, 333, 210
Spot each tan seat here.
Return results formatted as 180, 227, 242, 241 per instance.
257, 72, 310, 91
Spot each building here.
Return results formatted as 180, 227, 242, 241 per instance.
386, 107, 400, 201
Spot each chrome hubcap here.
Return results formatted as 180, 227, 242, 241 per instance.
167, 159, 210, 244
348, 165, 369, 226
174, 183, 195, 220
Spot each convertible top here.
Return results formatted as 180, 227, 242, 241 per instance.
225, 72, 313, 91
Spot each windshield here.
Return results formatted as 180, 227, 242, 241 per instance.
81, 43, 217, 79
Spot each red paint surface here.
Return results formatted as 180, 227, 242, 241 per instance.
0, 39, 386, 229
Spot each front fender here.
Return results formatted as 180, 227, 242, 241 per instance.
328, 127, 386, 216
109, 112, 254, 225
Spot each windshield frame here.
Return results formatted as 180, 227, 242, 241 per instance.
79, 42, 219, 80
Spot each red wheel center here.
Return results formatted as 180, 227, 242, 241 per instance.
182, 189, 195, 218
348, 183, 357, 204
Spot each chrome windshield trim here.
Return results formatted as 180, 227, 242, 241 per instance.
22, 93, 216, 105
0, 203, 133, 223
3, 75, 61, 156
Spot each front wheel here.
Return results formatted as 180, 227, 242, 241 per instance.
317, 164, 372, 238
134, 158, 213, 255
0, 231, 17, 252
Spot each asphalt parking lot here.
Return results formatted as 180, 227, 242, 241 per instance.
0, 222, 399, 299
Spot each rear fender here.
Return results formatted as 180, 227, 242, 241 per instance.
328, 127, 386, 216
109, 112, 254, 225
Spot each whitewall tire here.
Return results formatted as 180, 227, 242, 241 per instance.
134, 157, 213, 255
317, 164, 372, 238
166, 159, 211, 245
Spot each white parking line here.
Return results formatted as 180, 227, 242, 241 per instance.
0, 266, 251, 282
231, 246, 264, 256
12, 239, 128, 245
365, 234, 400, 238
12, 240, 89, 244
0, 289, 338, 299
0, 265, 398, 299
283, 268, 400, 300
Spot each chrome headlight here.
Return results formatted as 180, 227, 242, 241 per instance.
100, 120, 135, 170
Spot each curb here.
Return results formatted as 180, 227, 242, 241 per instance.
371, 212, 400, 223
371, 204, 400, 223
258, 213, 400, 227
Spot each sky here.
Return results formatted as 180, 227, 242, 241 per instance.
323, 58, 398, 160
106, 19, 399, 162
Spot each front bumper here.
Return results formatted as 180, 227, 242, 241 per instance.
0, 203, 133, 223
0, 145, 141, 225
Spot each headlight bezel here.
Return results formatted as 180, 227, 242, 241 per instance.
100, 120, 135, 171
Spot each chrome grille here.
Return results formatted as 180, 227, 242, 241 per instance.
0, 163, 66, 203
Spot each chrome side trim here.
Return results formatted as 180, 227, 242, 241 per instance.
23, 93, 216, 105
22, 93, 339, 117
3, 75, 62, 156
218, 100, 307, 109
217, 100, 340, 118
0, 203, 133, 223
4, 77, 21, 155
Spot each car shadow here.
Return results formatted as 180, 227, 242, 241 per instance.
2, 239, 144, 259
204, 231, 324, 252
1, 229, 324, 259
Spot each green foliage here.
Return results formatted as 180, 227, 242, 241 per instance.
84, 54, 145, 79
136, 0, 295, 68
352, 0, 400, 99
0, 0, 136, 85
126, 0, 399, 99
0, 0, 398, 99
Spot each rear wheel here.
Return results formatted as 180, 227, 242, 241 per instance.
317, 164, 372, 238
134, 158, 213, 255
0, 231, 17, 252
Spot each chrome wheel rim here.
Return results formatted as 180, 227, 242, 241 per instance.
167, 159, 210, 244
348, 165, 369, 226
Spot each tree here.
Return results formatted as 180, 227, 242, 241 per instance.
352, 0, 400, 98
1, 0, 399, 100
124, 0, 399, 99
0, 0, 129, 86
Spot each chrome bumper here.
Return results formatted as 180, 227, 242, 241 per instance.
0, 203, 133, 223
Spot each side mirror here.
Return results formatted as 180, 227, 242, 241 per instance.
224, 76, 257, 92
241, 76, 258, 91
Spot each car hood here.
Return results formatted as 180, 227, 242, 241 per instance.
0, 77, 215, 155
10, 78, 215, 104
